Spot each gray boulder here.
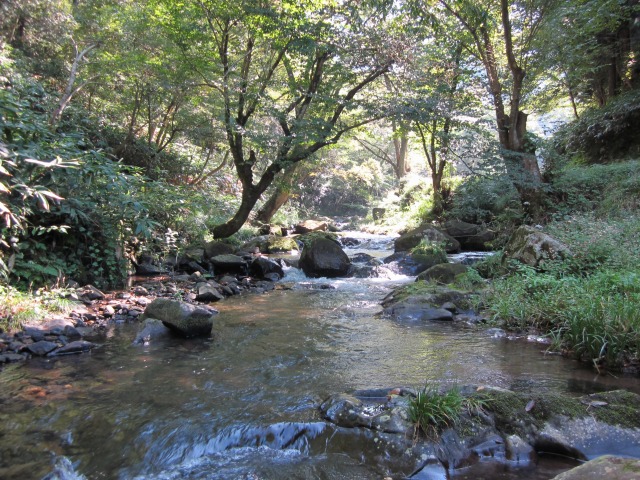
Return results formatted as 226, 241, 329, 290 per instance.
143, 298, 218, 337
503, 225, 572, 267
299, 237, 351, 278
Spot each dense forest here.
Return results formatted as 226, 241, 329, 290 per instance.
1, 0, 639, 367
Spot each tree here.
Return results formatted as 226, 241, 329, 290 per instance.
425, 0, 552, 216
154, 0, 399, 237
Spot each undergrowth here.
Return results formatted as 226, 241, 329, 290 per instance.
0, 285, 76, 332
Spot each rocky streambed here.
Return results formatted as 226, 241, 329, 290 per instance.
1, 227, 639, 479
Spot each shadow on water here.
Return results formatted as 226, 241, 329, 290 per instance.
1, 235, 639, 479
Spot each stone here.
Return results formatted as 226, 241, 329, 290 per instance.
299, 237, 351, 278
503, 225, 572, 268
133, 286, 149, 296
143, 298, 218, 337
49, 340, 95, 356
394, 225, 460, 253
416, 263, 469, 284
195, 283, 224, 302
79, 285, 105, 301
250, 256, 284, 279
26, 340, 59, 356
551, 455, 640, 480
132, 318, 171, 345
63, 325, 82, 339
293, 219, 328, 234
442, 220, 495, 251
135, 262, 167, 275
204, 240, 235, 259
210, 254, 248, 275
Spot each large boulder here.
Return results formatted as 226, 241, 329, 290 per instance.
503, 226, 572, 267
443, 220, 495, 251
416, 263, 469, 284
293, 219, 328, 234
299, 237, 351, 278
143, 298, 218, 337
394, 226, 460, 253
240, 235, 299, 254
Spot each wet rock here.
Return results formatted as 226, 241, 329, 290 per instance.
503, 225, 572, 268
78, 285, 105, 301
550, 455, 640, 480
49, 340, 95, 356
143, 298, 218, 338
132, 318, 171, 345
383, 252, 427, 276
299, 237, 351, 278
26, 340, 59, 356
416, 263, 468, 284
250, 256, 285, 280
320, 394, 366, 428
386, 304, 454, 322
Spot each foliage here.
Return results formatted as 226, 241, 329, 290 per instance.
0, 284, 75, 332
486, 266, 640, 368
552, 90, 640, 163
550, 160, 640, 217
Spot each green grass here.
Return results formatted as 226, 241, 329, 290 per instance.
0, 286, 76, 332
407, 384, 485, 437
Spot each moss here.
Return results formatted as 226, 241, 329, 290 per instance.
585, 390, 640, 429
480, 388, 640, 436
296, 232, 339, 247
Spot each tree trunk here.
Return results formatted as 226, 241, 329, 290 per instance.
211, 187, 262, 238
255, 186, 292, 224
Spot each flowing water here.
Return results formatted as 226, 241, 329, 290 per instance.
1, 233, 639, 480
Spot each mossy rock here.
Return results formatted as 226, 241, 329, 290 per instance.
416, 263, 468, 284
479, 388, 640, 436
410, 251, 448, 270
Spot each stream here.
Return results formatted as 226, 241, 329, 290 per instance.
1, 233, 639, 479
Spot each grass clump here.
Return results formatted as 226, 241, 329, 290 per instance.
0, 286, 76, 332
407, 383, 484, 437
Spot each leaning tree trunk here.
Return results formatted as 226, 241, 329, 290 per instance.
211, 187, 262, 238
255, 164, 300, 224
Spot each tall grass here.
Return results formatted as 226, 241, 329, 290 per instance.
0, 286, 76, 332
